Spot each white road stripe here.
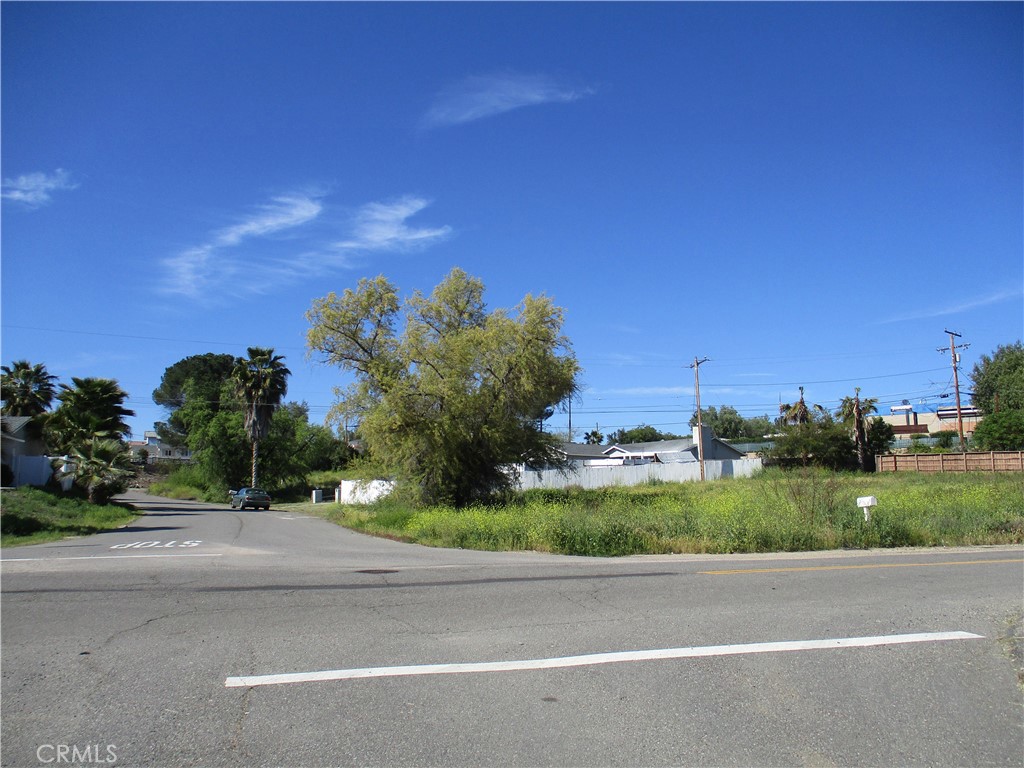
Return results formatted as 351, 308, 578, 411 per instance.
225, 631, 983, 688
2, 553, 224, 562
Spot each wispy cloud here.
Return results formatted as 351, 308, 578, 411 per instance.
160, 192, 451, 300
214, 193, 322, 247
1, 168, 78, 208
335, 196, 452, 252
422, 72, 595, 129
876, 288, 1023, 324
161, 193, 325, 299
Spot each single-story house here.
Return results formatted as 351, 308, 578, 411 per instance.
603, 432, 746, 465
556, 429, 745, 468
557, 442, 623, 467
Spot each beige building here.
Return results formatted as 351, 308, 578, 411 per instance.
880, 404, 982, 437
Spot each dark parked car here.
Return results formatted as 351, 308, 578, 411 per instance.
228, 487, 271, 510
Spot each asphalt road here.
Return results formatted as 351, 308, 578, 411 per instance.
2, 490, 1022, 767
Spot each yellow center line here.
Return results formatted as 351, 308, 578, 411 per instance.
700, 558, 1024, 575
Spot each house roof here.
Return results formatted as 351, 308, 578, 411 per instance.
1, 416, 32, 442
604, 439, 696, 456
558, 442, 614, 460
606, 437, 746, 461
559, 436, 746, 463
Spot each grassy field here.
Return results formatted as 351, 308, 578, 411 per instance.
278, 469, 1024, 557
1, 487, 139, 547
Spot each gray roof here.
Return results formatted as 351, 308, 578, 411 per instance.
650, 451, 699, 464
558, 442, 614, 460
1, 416, 32, 440
604, 438, 696, 455
606, 437, 746, 461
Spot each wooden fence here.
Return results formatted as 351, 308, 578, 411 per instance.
876, 451, 1024, 473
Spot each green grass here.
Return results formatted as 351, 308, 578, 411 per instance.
277, 469, 1024, 557
1, 487, 139, 547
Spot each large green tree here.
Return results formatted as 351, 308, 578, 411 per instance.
970, 341, 1024, 414
153, 353, 238, 447
306, 268, 580, 506
232, 347, 290, 488
605, 424, 683, 445
689, 406, 773, 440
183, 393, 345, 494
971, 410, 1024, 450
767, 418, 858, 471
1, 360, 58, 417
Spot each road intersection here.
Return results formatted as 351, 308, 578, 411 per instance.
2, 491, 1022, 766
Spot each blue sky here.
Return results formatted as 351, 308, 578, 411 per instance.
2, 2, 1021, 441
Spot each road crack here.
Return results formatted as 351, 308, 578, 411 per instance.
229, 646, 258, 763
997, 610, 1024, 691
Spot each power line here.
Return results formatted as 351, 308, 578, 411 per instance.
8, 323, 954, 372
938, 329, 970, 449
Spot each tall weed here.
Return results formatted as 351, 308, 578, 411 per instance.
313, 471, 1024, 556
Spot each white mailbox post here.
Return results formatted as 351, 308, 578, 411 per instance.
857, 495, 877, 522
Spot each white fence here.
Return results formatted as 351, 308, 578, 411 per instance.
518, 458, 763, 491
329, 459, 763, 504
8, 455, 54, 488
336, 479, 395, 504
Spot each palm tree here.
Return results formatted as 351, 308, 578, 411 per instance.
46, 377, 135, 454
233, 347, 290, 488
1, 360, 58, 416
835, 387, 878, 471
778, 386, 825, 426
57, 436, 134, 503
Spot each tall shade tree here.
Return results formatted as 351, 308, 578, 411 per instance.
232, 347, 290, 488
835, 388, 879, 472
152, 353, 238, 447
307, 268, 580, 506
1, 360, 58, 416
689, 406, 773, 440
46, 377, 135, 454
970, 341, 1024, 414
605, 424, 682, 445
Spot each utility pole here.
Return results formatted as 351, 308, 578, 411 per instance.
690, 356, 710, 480
938, 330, 970, 451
